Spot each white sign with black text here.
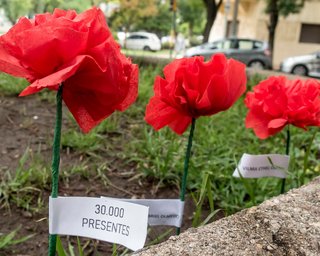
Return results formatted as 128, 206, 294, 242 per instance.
102, 198, 185, 227
233, 153, 289, 178
49, 196, 149, 251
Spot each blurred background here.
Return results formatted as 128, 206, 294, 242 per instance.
0, 0, 319, 75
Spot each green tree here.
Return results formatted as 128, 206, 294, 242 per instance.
266, 0, 304, 65
0, 0, 105, 24
0, 0, 33, 24
135, 4, 172, 36
58, 0, 97, 12
179, 0, 205, 39
109, 0, 158, 33
28, 0, 64, 15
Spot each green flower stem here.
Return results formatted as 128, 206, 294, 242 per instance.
177, 118, 196, 235
48, 85, 63, 256
280, 126, 290, 194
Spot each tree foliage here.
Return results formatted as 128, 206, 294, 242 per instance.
0, 0, 105, 24
30, 0, 63, 14
179, 0, 205, 37
0, 0, 33, 24
58, 0, 99, 13
109, 0, 158, 33
135, 4, 172, 36
266, 0, 304, 16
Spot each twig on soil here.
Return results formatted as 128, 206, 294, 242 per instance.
6, 114, 14, 125
107, 181, 135, 196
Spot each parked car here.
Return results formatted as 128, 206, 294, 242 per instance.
121, 32, 161, 51
184, 38, 272, 69
280, 51, 320, 78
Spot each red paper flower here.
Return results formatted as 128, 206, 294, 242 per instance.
245, 76, 320, 139
0, 7, 138, 133
145, 54, 247, 134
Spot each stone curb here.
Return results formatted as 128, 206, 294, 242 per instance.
133, 177, 320, 256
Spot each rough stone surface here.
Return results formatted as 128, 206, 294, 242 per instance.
133, 177, 320, 256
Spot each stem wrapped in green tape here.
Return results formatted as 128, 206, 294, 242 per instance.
48, 84, 63, 256
177, 118, 196, 235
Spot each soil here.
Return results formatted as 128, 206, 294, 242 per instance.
0, 94, 200, 255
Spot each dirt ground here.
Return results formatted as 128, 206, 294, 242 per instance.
0, 94, 199, 255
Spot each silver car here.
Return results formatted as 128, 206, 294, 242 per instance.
280, 51, 320, 78
184, 38, 272, 69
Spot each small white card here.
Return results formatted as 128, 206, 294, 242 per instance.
233, 153, 289, 178
102, 198, 185, 227
49, 196, 149, 251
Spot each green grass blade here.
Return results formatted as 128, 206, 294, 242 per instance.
56, 236, 67, 256
77, 237, 85, 256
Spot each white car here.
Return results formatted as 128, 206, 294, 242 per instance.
280, 51, 320, 77
121, 32, 161, 51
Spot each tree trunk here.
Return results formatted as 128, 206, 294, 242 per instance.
202, 0, 223, 43
268, 0, 278, 69
188, 23, 193, 41
7, 14, 16, 25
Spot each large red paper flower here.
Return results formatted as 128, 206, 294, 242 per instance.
145, 54, 247, 134
0, 7, 138, 133
245, 76, 320, 139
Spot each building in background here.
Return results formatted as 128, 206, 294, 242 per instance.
209, 0, 320, 69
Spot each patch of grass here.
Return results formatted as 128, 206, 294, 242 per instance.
61, 130, 103, 152
0, 73, 28, 96
191, 172, 215, 227
126, 126, 184, 186
137, 64, 163, 102
122, 49, 171, 58
246, 72, 267, 91
0, 148, 51, 212
0, 226, 34, 250
60, 161, 91, 186
0, 72, 57, 104
38, 88, 57, 103
56, 236, 87, 256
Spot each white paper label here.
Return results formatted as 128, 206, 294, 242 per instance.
233, 153, 289, 178
102, 198, 185, 227
49, 196, 148, 251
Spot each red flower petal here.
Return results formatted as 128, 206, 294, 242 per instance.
145, 54, 247, 134
245, 76, 320, 139
0, 7, 138, 133
268, 118, 287, 129
145, 97, 183, 131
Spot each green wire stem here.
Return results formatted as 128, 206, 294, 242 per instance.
177, 118, 196, 235
48, 85, 63, 256
280, 126, 290, 194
